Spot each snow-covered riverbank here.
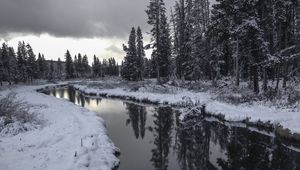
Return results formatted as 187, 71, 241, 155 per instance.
70, 81, 300, 137
0, 84, 119, 170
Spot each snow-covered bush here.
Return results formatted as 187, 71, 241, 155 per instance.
0, 93, 39, 136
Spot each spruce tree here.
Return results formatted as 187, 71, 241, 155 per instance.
0, 43, 8, 85
65, 50, 74, 79
122, 27, 138, 81
17, 42, 28, 82
92, 55, 98, 77
173, 0, 193, 80
146, 0, 172, 83
26, 44, 37, 82
8, 47, 17, 84
37, 53, 44, 79
57, 58, 63, 79
82, 55, 89, 76
49, 59, 54, 80
136, 27, 145, 81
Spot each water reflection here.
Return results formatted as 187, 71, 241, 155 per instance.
125, 103, 147, 139
45, 87, 300, 170
175, 114, 212, 170
151, 107, 174, 170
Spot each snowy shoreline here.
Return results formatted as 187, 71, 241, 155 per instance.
0, 84, 119, 170
68, 81, 300, 141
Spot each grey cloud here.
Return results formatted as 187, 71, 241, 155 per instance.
105, 45, 123, 54
0, 0, 175, 39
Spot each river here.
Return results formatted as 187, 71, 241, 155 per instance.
43, 87, 300, 170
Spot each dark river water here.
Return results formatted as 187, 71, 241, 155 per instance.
44, 87, 300, 170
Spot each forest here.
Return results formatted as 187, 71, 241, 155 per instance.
122, 0, 300, 94
1, 0, 300, 95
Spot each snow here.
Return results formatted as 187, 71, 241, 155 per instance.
73, 84, 211, 106
71, 82, 300, 135
0, 84, 119, 170
1, 80, 299, 169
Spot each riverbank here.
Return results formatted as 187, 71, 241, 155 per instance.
0, 84, 119, 170
68, 79, 300, 140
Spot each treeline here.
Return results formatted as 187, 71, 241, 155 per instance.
123, 0, 300, 93
0, 41, 63, 85
0, 42, 120, 85
64, 50, 119, 79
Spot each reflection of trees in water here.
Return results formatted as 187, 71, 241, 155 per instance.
59, 89, 64, 98
65, 88, 89, 107
75, 91, 85, 107
52, 90, 57, 97
174, 112, 212, 170
48, 89, 300, 170
96, 98, 101, 105
216, 126, 300, 170
175, 115, 300, 170
209, 121, 229, 152
67, 88, 76, 103
151, 107, 174, 170
271, 141, 300, 170
125, 103, 147, 139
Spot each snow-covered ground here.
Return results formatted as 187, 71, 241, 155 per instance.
0, 84, 119, 170
0, 79, 299, 169
71, 81, 300, 135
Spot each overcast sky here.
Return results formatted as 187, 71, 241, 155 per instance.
0, 0, 213, 63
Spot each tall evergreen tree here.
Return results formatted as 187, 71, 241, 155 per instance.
0, 43, 9, 85
17, 41, 28, 82
65, 50, 74, 79
82, 55, 90, 77
146, 0, 172, 83
173, 0, 193, 80
57, 58, 63, 79
8, 47, 18, 84
122, 27, 139, 81
136, 27, 145, 81
49, 59, 54, 80
26, 44, 37, 82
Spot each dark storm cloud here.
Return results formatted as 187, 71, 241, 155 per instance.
0, 0, 174, 39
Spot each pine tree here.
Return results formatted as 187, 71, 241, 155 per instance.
136, 27, 145, 81
57, 58, 63, 79
49, 59, 54, 80
17, 41, 28, 82
92, 55, 98, 77
0, 43, 9, 85
158, 12, 172, 80
37, 53, 44, 79
26, 44, 37, 82
8, 47, 18, 84
122, 27, 138, 81
65, 50, 74, 79
42, 55, 49, 79
173, 0, 193, 80
146, 0, 172, 83
74, 55, 78, 78
82, 55, 89, 77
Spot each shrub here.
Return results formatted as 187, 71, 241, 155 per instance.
0, 92, 38, 136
